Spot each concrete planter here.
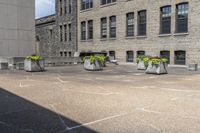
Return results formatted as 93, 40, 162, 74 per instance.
24, 59, 45, 72
84, 59, 103, 71
137, 60, 147, 70
188, 64, 198, 71
0, 62, 8, 70
146, 61, 168, 74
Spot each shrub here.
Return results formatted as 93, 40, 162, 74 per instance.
137, 56, 150, 66
26, 55, 42, 61
137, 56, 168, 66
83, 55, 106, 66
150, 57, 168, 65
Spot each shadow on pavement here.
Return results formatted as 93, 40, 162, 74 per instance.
0, 87, 96, 133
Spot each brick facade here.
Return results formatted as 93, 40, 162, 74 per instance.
77, 0, 200, 65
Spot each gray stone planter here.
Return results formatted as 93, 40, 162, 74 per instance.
84, 59, 103, 71
146, 61, 168, 74
188, 64, 198, 71
137, 60, 147, 70
24, 59, 45, 72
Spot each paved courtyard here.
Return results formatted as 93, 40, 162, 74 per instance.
0, 64, 200, 133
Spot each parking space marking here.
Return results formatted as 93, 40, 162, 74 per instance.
67, 113, 128, 131
136, 108, 161, 114
161, 88, 200, 93
57, 77, 69, 83
49, 104, 69, 129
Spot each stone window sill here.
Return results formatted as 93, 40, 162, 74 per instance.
158, 34, 172, 37
174, 32, 189, 36
80, 8, 93, 13
100, 2, 117, 8
100, 38, 108, 41
136, 36, 147, 39
125, 36, 135, 39
109, 38, 117, 40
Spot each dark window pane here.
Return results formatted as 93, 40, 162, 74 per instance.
138, 10, 146, 36
88, 20, 93, 39
81, 21, 86, 40
160, 6, 171, 34
137, 51, 145, 57
110, 16, 116, 38
175, 51, 186, 65
101, 18, 107, 38
127, 51, 134, 62
176, 3, 188, 33
126, 12, 134, 37
160, 51, 170, 64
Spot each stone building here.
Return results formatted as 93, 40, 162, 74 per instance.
0, 0, 35, 58
77, 0, 200, 65
36, 0, 77, 58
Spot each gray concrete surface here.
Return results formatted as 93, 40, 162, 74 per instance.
0, 64, 200, 133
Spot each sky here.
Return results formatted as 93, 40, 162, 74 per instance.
35, 0, 55, 19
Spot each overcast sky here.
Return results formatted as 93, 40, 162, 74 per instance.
35, 0, 55, 19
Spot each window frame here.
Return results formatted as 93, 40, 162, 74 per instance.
137, 10, 147, 36
160, 5, 171, 34
126, 12, 134, 37
176, 2, 189, 33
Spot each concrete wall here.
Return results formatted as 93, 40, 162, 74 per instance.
0, 0, 35, 57
77, 0, 200, 65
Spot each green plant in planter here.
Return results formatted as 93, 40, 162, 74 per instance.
137, 56, 150, 66
26, 55, 42, 61
150, 57, 168, 65
83, 55, 106, 66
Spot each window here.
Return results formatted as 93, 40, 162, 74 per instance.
126, 12, 134, 37
160, 51, 170, 64
69, 52, 72, 57
137, 51, 145, 57
160, 6, 171, 34
60, 51, 63, 57
101, 0, 116, 5
69, 0, 72, 14
81, 0, 93, 10
109, 16, 116, 38
64, 0, 67, 14
60, 0, 62, 16
175, 51, 186, 65
68, 24, 72, 41
101, 17, 107, 38
138, 10, 146, 36
126, 51, 134, 62
60, 25, 63, 42
64, 25, 67, 41
64, 51, 67, 57
176, 3, 188, 33
50, 29, 53, 39
109, 51, 116, 60
81, 21, 86, 40
88, 20, 93, 39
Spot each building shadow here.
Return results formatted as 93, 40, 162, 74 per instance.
0, 88, 97, 133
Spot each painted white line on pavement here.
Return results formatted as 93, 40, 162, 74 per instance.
161, 88, 200, 93
49, 104, 69, 129
136, 108, 161, 114
19, 82, 35, 88
67, 113, 128, 131
57, 77, 69, 83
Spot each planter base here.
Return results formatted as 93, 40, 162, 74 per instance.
84, 59, 103, 71
137, 61, 146, 70
146, 62, 168, 75
24, 59, 45, 72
